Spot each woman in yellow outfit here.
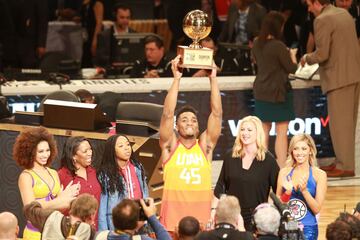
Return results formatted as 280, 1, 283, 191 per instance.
13, 127, 80, 240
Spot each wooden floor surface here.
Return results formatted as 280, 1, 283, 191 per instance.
317, 185, 360, 239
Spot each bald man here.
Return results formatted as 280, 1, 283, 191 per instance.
0, 212, 19, 240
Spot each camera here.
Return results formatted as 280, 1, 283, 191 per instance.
135, 199, 150, 221
269, 193, 305, 240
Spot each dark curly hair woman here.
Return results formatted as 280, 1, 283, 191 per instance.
96, 134, 149, 230
13, 127, 80, 240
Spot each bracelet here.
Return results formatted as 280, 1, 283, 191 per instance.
280, 192, 291, 203
211, 208, 216, 211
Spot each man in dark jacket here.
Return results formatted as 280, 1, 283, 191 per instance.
195, 195, 254, 240
96, 4, 136, 67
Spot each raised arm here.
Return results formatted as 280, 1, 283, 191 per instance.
200, 67, 222, 155
159, 56, 183, 150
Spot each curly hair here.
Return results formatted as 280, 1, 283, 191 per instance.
13, 127, 58, 169
96, 134, 146, 194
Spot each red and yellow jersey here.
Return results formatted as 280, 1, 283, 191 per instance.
160, 140, 212, 231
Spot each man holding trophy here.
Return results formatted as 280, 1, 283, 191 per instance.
159, 10, 222, 233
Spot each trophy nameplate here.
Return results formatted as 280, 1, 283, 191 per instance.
177, 46, 214, 69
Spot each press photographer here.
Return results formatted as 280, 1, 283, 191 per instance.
195, 195, 253, 240
269, 192, 305, 240
95, 198, 171, 240
252, 203, 281, 240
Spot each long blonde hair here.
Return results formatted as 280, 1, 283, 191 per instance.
232, 116, 267, 161
286, 134, 318, 167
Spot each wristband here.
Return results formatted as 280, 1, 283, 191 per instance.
280, 192, 291, 203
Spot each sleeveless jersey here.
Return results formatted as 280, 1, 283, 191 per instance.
287, 167, 317, 226
23, 167, 61, 240
160, 140, 212, 231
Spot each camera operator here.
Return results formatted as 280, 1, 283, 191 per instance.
195, 195, 254, 240
253, 203, 281, 240
95, 198, 171, 240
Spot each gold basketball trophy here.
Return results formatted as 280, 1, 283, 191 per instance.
177, 10, 214, 69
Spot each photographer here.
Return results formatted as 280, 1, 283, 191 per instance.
95, 198, 171, 240
253, 203, 281, 240
195, 195, 253, 240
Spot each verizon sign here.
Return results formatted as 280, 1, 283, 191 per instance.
228, 116, 330, 137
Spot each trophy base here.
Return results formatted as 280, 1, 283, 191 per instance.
177, 45, 215, 69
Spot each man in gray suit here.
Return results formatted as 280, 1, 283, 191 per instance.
302, 0, 360, 177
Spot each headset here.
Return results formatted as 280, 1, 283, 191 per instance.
46, 72, 70, 85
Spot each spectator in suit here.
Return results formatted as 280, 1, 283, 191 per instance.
301, 0, 360, 177
96, 4, 136, 67
218, 0, 266, 45
130, 35, 172, 78
307, 0, 360, 52
0, 212, 19, 240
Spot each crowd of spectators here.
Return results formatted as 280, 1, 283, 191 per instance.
1, 0, 358, 72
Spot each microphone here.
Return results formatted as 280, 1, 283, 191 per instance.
270, 192, 292, 220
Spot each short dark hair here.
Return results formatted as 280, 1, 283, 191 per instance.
144, 35, 164, 49
175, 105, 198, 123
74, 89, 95, 103
326, 220, 352, 240
178, 216, 200, 238
112, 199, 140, 231
336, 212, 360, 238
113, 3, 131, 16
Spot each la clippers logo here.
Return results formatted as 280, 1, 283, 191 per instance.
288, 199, 307, 220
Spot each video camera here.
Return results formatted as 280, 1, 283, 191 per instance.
270, 192, 305, 240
